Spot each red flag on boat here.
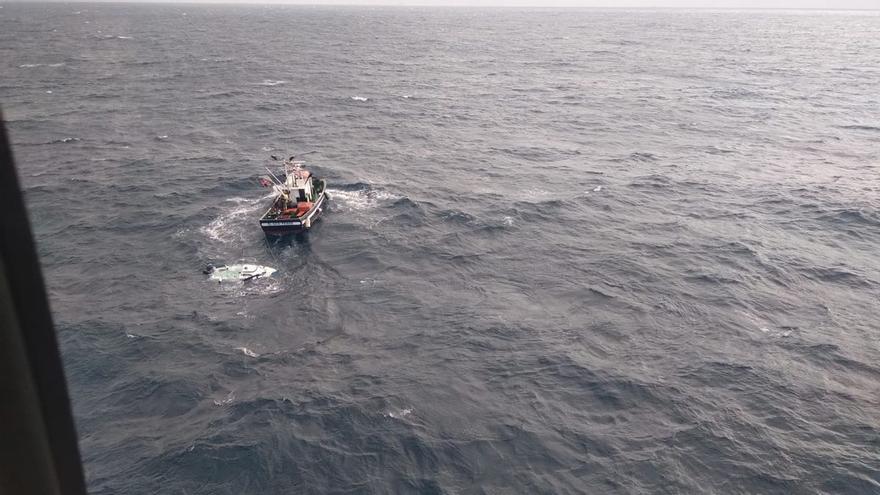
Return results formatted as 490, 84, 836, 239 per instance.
259, 177, 272, 187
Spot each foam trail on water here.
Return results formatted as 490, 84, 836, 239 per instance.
201, 194, 273, 243
327, 187, 399, 212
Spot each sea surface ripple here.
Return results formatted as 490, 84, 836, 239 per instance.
2, 4, 880, 494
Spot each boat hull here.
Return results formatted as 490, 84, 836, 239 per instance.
260, 192, 327, 236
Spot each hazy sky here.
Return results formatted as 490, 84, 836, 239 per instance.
10, 0, 879, 8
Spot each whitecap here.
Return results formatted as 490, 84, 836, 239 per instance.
503, 216, 514, 226
46, 90, 53, 94
213, 391, 235, 406
234, 278, 284, 297
19, 64, 42, 68
235, 346, 259, 358
227, 195, 269, 205
116, 35, 133, 39
326, 189, 373, 210
522, 188, 553, 201
156, 135, 168, 140
257, 79, 285, 86
593, 185, 603, 192
372, 190, 397, 201
384, 407, 413, 419
350, 96, 369, 102
48, 63, 65, 67
326, 187, 398, 212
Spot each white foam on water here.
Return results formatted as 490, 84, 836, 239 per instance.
384, 407, 413, 420
235, 278, 284, 297
201, 194, 272, 243
522, 188, 553, 201
157, 135, 168, 140
235, 346, 259, 358
593, 185, 603, 192
46, 90, 53, 94
116, 35, 133, 39
48, 63, 65, 67
503, 216, 514, 226
327, 188, 399, 212
20, 63, 42, 68
213, 391, 235, 406
326, 188, 374, 210
228, 194, 274, 206
258, 79, 286, 86
372, 190, 398, 202
351, 96, 369, 102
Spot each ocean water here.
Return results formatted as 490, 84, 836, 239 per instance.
3, 3, 880, 494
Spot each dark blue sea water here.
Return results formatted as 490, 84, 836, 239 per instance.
3, 3, 880, 493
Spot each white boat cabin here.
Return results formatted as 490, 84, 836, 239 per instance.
281, 166, 315, 203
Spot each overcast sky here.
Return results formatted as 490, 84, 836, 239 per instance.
10, 0, 879, 8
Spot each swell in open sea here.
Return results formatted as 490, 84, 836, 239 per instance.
2, 3, 879, 494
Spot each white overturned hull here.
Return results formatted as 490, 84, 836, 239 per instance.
207, 264, 277, 282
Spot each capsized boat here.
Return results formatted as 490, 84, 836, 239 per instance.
258, 156, 328, 236
204, 264, 277, 282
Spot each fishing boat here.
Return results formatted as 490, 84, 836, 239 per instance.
258, 156, 328, 235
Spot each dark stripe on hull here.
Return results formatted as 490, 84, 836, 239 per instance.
260, 194, 326, 236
